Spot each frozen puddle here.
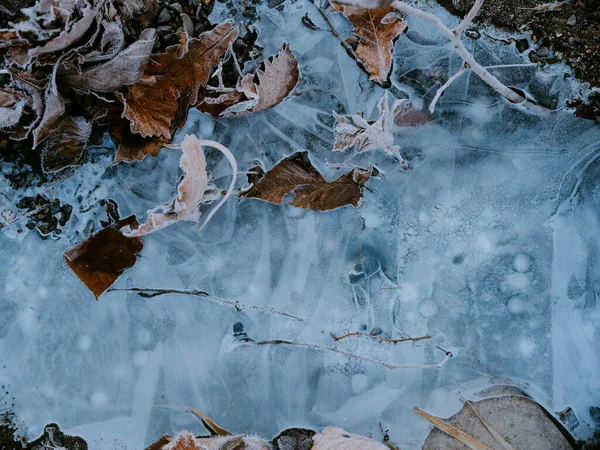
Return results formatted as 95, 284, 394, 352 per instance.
1, 1, 600, 449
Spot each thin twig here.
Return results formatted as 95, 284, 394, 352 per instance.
382, 0, 549, 115
244, 337, 452, 369
228, 43, 244, 78
107, 288, 304, 321
330, 331, 432, 344
454, 0, 484, 36
429, 66, 467, 113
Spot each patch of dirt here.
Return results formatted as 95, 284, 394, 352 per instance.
442, 0, 600, 121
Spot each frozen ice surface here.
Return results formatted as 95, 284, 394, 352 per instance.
1, 1, 600, 448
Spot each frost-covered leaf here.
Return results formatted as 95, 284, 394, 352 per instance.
115, 0, 159, 26
32, 86, 65, 147
162, 430, 202, 450
242, 152, 372, 211
0, 88, 27, 129
112, 129, 169, 164
42, 116, 92, 173
123, 134, 209, 236
201, 44, 299, 117
272, 428, 316, 450
331, 3, 406, 83
81, 19, 126, 63
147, 432, 270, 450
333, 92, 409, 168
64, 215, 143, 299
121, 22, 238, 138
310, 427, 390, 450
28, 0, 102, 59
66, 28, 156, 93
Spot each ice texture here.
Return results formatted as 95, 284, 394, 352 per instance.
1, 1, 600, 449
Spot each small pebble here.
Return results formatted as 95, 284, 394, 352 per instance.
567, 15, 577, 26
157, 8, 172, 23
169, 2, 183, 13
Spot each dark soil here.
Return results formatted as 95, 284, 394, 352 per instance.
0, 414, 87, 450
441, 0, 600, 121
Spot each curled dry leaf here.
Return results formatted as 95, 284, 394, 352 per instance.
241, 152, 372, 211
120, 22, 238, 138
124, 134, 209, 236
198, 44, 299, 117
64, 215, 143, 299
0, 88, 27, 129
32, 86, 65, 147
330, 2, 406, 84
42, 116, 92, 173
148, 431, 270, 450
310, 427, 390, 450
122, 134, 237, 236
333, 92, 409, 168
65, 28, 157, 93
271, 428, 316, 450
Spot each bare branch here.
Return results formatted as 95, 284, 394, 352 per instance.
429, 66, 467, 113
330, 331, 433, 344
107, 288, 305, 321
454, 0, 484, 36
243, 337, 452, 369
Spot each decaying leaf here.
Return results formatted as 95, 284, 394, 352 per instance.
64, 215, 143, 299
32, 86, 65, 147
42, 116, 92, 173
197, 44, 299, 118
0, 88, 27, 129
122, 134, 237, 236
271, 428, 315, 450
241, 152, 372, 211
310, 427, 390, 450
112, 129, 170, 164
331, 3, 406, 84
65, 28, 157, 93
120, 22, 238, 138
188, 406, 231, 436
333, 92, 409, 168
148, 432, 270, 450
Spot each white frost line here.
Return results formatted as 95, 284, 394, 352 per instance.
429, 66, 467, 113
454, 0, 484, 36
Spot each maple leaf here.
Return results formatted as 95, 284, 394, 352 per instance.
42, 116, 92, 173
120, 22, 238, 138
64, 216, 143, 299
311, 427, 390, 450
331, 3, 406, 84
197, 44, 299, 118
241, 152, 372, 211
333, 92, 409, 169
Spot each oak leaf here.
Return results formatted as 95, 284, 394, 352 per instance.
333, 92, 409, 169
310, 427, 390, 450
241, 152, 372, 211
42, 116, 92, 173
331, 3, 406, 84
64, 215, 143, 299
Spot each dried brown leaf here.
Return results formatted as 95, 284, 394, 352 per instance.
32, 87, 65, 147
66, 28, 156, 93
208, 44, 299, 117
271, 428, 315, 450
242, 152, 372, 211
310, 427, 390, 450
331, 3, 406, 83
163, 431, 202, 450
414, 407, 495, 450
42, 115, 92, 173
121, 22, 238, 137
187, 406, 231, 436
64, 215, 143, 299
113, 129, 169, 164
0, 88, 27, 129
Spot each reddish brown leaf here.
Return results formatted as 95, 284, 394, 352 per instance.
120, 22, 238, 138
331, 3, 406, 84
112, 129, 169, 164
64, 216, 143, 299
242, 153, 372, 211
198, 44, 299, 118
